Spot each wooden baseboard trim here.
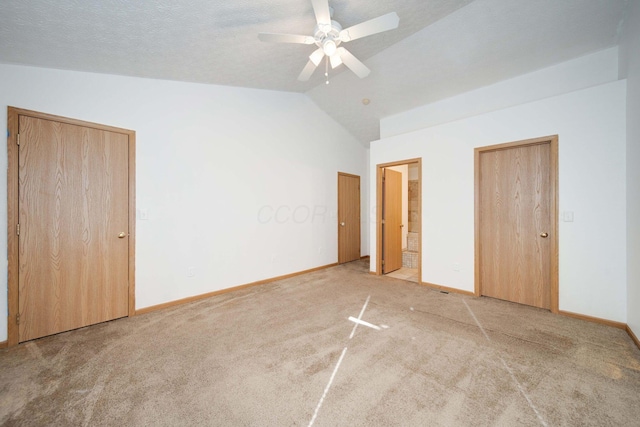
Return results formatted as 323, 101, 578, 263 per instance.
0, 340, 7, 349
558, 310, 626, 329
135, 263, 338, 316
360, 255, 370, 260
369, 271, 378, 275
626, 325, 640, 350
420, 281, 475, 297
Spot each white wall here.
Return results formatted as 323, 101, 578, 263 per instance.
620, 0, 640, 336
381, 48, 619, 139
370, 80, 627, 322
387, 165, 409, 250
0, 64, 368, 342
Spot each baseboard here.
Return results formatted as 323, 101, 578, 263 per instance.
135, 262, 338, 316
0, 340, 7, 349
558, 310, 626, 330
420, 281, 475, 296
360, 255, 370, 260
627, 325, 640, 350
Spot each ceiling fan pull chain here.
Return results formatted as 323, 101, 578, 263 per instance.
325, 56, 330, 85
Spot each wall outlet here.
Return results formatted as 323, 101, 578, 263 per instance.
187, 267, 195, 277
563, 211, 574, 222
453, 263, 460, 272
139, 208, 149, 220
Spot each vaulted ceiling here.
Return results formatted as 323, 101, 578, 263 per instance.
0, 0, 631, 144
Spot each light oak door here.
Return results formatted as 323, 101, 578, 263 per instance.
18, 115, 130, 342
338, 173, 361, 264
383, 168, 402, 273
478, 142, 551, 309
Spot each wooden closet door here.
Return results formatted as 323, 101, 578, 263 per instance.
338, 173, 361, 264
478, 142, 551, 309
18, 115, 130, 342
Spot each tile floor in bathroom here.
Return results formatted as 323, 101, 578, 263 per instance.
385, 267, 419, 283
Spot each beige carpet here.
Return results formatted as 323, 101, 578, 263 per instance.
1, 260, 639, 426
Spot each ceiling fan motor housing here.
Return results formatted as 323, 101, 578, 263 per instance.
314, 20, 342, 56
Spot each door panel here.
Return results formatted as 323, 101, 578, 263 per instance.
383, 169, 403, 273
338, 173, 361, 264
479, 143, 551, 309
18, 115, 129, 342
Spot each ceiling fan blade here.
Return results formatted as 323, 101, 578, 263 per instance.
337, 47, 370, 78
258, 33, 315, 44
298, 60, 318, 81
309, 47, 325, 66
330, 54, 342, 69
339, 12, 399, 42
311, 0, 331, 26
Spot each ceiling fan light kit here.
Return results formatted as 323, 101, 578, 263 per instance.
258, 0, 399, 83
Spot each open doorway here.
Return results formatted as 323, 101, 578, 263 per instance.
376, 159, 421, 283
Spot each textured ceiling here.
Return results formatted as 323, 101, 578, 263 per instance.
0, 0, 631, 144
307, 0, 630, 143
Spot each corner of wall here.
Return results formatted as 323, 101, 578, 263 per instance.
622, 0, 640, 337
380, 48, 621, 139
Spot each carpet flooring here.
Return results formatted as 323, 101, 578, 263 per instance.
1, 260, 639, 426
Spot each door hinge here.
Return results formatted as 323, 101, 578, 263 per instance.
16, 133, 20, 146
16, 223, 20, 236
16, 313, 20, 325
381, 219, 385, 224
382, 260, 385, 265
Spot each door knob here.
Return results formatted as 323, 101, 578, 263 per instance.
540, 232, 548, 238
340, 222, 345, 227
118, 232, 127, 238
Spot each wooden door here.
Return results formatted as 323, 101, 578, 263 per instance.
18, 115, 130, 342
383, 168, 402, 273
338, 173, 361, 264
478, 142, 552, 309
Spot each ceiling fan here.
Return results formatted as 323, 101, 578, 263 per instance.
258, 0, 399, 81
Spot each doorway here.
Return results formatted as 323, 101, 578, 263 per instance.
376, 159, 422, 283
7, 107, 136, 346
475, 136, 558, 312
337, 172, 361, 264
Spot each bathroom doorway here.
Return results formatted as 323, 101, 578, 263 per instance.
376, 159, 421, 283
